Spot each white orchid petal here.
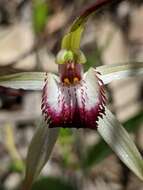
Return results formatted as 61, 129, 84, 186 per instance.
97, 107, 143, 180
42, 73, 64, 124
96, 62, 143, 84
0, 62, 142, 90
24, 121, 59, 189
101, 69, 143, 84
82, 68, 100, 109
96, 62, 143, 75
43, 73, 61, 112
0, 72, 45, 90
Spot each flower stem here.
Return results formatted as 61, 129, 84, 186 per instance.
22, 176, 33, 190
70, 0, 125, 32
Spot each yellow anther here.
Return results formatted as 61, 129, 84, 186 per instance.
64, 78, 71, 85
73, 77, 80, 84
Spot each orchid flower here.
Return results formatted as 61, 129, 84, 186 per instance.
41, 49, 106, 129
0, 0, 143, 189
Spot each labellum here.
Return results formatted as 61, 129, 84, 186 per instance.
41, 50, 106, 129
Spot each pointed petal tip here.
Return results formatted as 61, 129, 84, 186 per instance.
24, 121, 59, 187
97, 107, 143, 180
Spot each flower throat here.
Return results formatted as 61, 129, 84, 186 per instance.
56, 49, 86, 86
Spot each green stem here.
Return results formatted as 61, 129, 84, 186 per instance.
70, 0, 125, 32
22, 176, 33, 190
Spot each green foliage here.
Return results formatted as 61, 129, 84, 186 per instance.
85, 50, 102, 71
0, 184, 5, 190
58, 129, 75, 168
9, 160, 25, 173
33, 0, 48, 34
32, 177, 77, 190
59, 128, 72, 139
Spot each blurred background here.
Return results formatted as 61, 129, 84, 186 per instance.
0, 0, 143, 189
